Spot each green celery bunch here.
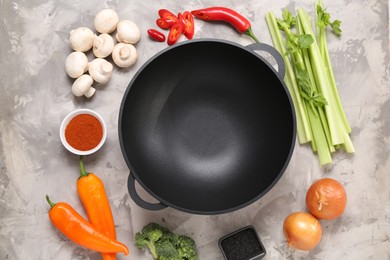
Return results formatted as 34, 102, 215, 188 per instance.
265, 2, 354, 166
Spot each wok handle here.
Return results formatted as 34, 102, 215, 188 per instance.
246, 43, 286, 79
127, 173, 167, 211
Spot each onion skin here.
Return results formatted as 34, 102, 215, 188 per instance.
306, 178, 347, 220
283, 212, 322, 250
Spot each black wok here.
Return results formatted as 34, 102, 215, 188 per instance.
119, 39, 296, 215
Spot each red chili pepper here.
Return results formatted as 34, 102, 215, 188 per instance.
156, 18, 175, 29
167, 21, 184, 46
178, 11, 195, 39
158, 9, 179, 24
147, 29, 166, 42
191, 6, 259, 42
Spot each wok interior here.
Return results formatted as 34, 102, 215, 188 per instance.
120, 41, 294, 213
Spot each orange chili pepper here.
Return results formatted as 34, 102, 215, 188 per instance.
77, 156, 118, 260
46, 195, 129, 255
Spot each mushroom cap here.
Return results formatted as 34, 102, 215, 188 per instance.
112, 43, 138, 68
115, 20, 140, 44
69, 27, 94, 52
65, 51, 89, 78
93, 33, 115, 58
94, 9, 119, 34
72, 74, 95, 98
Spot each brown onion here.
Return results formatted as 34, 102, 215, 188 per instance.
283, 212, 322, 250
306, 178, 347, 220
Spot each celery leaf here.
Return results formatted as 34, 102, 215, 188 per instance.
298, 34, 314, 49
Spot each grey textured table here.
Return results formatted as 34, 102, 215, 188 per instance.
0, 0, 389, 259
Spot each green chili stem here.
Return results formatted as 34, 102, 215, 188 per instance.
246, 27, 260, 43
46, 195, 56, 208
79, 155, 89, 178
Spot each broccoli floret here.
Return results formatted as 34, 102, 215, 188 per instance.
135, 223, 167, 259
177, 235, 198, 260
135, 223, 198, 260
161, 231, 179, 245
156, 239, 180, 259
155, 230, 182, 260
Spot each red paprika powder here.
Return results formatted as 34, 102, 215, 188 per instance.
65, 114, 103, 151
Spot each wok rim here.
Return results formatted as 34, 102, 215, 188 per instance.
118, 38, 296, 215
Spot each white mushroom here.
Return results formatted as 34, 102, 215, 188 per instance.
72, 74, 95, 98
115, 20, 140, 44
88, 58, 113, 84
112, 43, 138, 68
69, 27, 94, 52
65, 51, 89, 78
94, 9, 119, 34
93, 34, 115, 58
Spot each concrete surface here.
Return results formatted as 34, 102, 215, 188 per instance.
0, 0, 389, 259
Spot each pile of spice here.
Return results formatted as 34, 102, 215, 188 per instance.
65, 114, 103, 151
219, 226, 266, 260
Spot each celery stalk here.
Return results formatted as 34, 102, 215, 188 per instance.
266, 11, 332, 165
315, 0, 352, 134
265, 5, 354, 166
298, 9, 345, 146
266, 12, 312, 144
297, 18, 335, 153
295, 15, 332, 164
304, 47, 336, 154
307, 103, 333, 165
342, 128, 355, 153
321, 39, 351, 133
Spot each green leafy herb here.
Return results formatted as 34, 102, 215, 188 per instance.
282, 8, 296, 28
330, 19, 342, 36
297, 69, 327, 117
298, 34, 314, 49
285, 34, 314, 55
316, 4, 342, 36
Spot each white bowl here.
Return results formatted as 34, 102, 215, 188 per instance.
59, 108, 107, 155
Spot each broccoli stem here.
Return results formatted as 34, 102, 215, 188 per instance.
145, 241, 158, 259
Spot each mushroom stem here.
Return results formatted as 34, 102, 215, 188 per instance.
100, 62, 113, 75
93, 34, 114, 58
84, 87, 96, 98
119, 46, 131, 59
112, 43, 137, 68
72, 74, 95, 98
88, 58, 113, 84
